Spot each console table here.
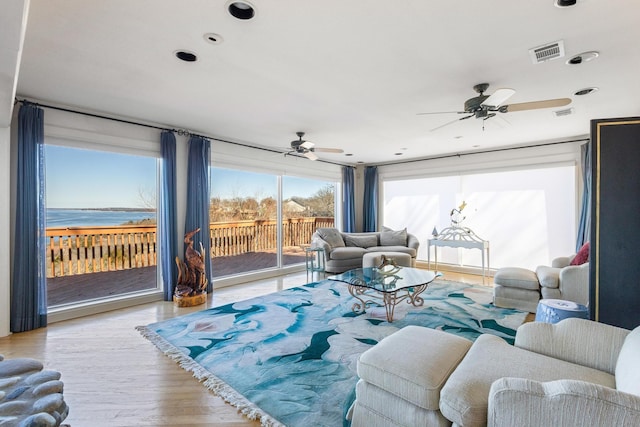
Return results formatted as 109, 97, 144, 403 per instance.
427, 226, 490, 284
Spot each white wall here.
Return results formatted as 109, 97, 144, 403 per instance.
0, 126, 11, 337
0, 0, 29, 337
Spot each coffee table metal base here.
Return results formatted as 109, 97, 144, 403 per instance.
347, 282, 429, 322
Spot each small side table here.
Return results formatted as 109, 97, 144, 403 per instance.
535, 299, 589, 324
305, 247, 325, 281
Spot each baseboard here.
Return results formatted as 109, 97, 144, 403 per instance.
415, 260, 495, 278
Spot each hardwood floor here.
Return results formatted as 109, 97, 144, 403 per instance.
0, 270, 487, 426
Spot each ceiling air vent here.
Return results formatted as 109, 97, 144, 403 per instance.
554, 107, 574, 117
529, 40, 565, 64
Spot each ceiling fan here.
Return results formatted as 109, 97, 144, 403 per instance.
418, 83, 572, 131
286, 132, 344, 160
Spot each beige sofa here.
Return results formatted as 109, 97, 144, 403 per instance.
310, 227, 419, 273
350, 318, 640, 427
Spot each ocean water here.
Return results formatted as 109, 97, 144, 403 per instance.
46, 209, 156, 227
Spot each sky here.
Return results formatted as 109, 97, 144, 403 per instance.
45, 145, 333, 209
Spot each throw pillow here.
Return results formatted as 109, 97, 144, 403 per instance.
570, 242, 590, 265
343, 234, 378, 248
316, 228, 345, 248
380, 227, 407, 246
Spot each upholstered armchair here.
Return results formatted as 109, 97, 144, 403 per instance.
535, 254, 589, 306
494, 243, 590, 312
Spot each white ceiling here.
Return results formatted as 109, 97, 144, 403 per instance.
13, 0, 640, 164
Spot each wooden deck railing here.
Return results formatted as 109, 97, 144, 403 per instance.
45, 217, 334, 278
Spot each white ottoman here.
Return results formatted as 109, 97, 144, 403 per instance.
362, 251, 411, 268
493, 267, 541, 313
351, 326, 472, 427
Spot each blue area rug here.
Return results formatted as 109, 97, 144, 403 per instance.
137, 279, 526, 427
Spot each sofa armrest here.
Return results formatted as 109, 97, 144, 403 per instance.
558, 262, 590, 305
551, 255, 573, 268
407, 233, 420, 251
488, 378, 640, 427
311, 233, 331, 257
515, 318, 629, 374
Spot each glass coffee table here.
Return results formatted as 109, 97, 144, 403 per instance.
328, 267, 442, 322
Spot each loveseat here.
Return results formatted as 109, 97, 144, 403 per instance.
310, 227, 419, 273
350, 318, 640, 426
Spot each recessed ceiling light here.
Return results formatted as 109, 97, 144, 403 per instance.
203, 33, 224, 45
472, 145, 480, 148
175, 50, 198, 62
227, 1, 256, 20
394, 152, 403, 156
555, 0, 577, 8
566, 51, 599, 65
574, 87, 599, 96
357, 161, 365, 164
345, 153, 353, 156
454, 136, 463, 139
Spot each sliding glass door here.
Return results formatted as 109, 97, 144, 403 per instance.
282, 176, 336, 267
44, 145, 158, 308
209, 168, 278, 277
210, 167, 336, 278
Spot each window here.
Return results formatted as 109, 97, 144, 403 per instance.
45, 145, 158, 307
383, 165, 576, 270
210, 167, 336, 278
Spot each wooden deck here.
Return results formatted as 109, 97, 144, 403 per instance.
47, 251, 307, 306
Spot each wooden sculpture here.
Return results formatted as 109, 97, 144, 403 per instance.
173, 228, 208, 307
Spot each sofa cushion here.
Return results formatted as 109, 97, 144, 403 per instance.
328, 246, 367, 260
380, 227, 407, 246
535, 266, 561, 288
440, 334, 616, 427
570, 242, 590, 266
358, 326, 472, 411
316, 227, 345, 248
494, 267, 539, 290
343, 233, 378, 248
616, 326, 640, 397
367, 246, 417, 258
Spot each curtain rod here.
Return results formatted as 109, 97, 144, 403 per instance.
15, 98, 353, 168
370, 137, 589, 167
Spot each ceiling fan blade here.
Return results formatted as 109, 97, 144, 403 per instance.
417, 111, 468, 115
301, 141, 314, 149
482, 88, 515, 107
429, 114, 474, 132
303, 151, 319, 161
313, 147, 344, 153
503, 98, 571, 112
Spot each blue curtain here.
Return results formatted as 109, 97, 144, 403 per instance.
185, 136, 213, 292
341, 166, 355, 232
11, 103, 47, 332
576, 141, 591, 251
159, 131, 178, 300
363, 166, 378, 232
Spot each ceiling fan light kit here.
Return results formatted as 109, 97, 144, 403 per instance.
287, 132, 344, 161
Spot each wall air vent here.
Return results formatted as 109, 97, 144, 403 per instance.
554, 107, 574, 117
529, 40, 565, 64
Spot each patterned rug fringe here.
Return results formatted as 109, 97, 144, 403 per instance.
135, 325, 285, 427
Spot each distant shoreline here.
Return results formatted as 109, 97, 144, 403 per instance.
47, 207, 156, 212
